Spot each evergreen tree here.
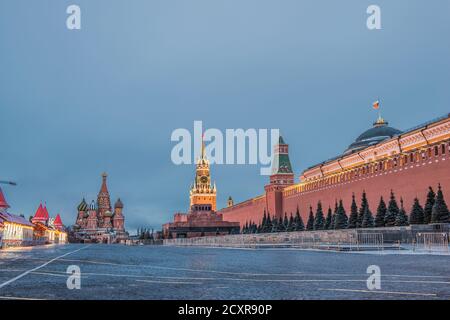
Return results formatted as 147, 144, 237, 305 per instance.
260, 211, 267, 233
358, 191, 369, 228
385, 190, 399, 227
431, 184, 450, 223
334, 200, 348, 229
283, 213, 289, 232
242, 221, 249, 234
395, 198, 409, 226
409, 198, 424, 225
325, 207, 332, 230
287, 214, 295, 232
271, 215, 279, 233
278, 216, 283, 232
293, 207, 300, 231
314, 201, 325, 230
374, 196, 387, 228
252, 221, 258, 233
293, 206, 305, 231
306, 206, 315, 231
265, 213, 273, 233
361, 206, 374, 228
330, 201, 338, 230
348, 193, 358, 229
423, 187, 436, 224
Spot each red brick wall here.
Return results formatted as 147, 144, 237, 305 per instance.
221, 149, 450, 227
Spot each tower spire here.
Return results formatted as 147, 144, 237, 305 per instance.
201, 132, 206, 159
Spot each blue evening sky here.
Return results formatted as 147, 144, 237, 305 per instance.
1, 0, 449, 232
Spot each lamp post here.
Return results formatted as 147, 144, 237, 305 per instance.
0, 181, 17, 186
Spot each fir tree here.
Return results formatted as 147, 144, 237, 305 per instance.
260, 211, 267, 233
330, 201, 338, 230
271, 215, 279, 233
385, 190, 399, 227
409, 197, 424, 225
334, 200, 348, 229
361, 206, 374, 228
242, 221, 249, 234
314, 201, 325, 230
283, 213, 289, 232
325, 207, 332, 230
423, 187, 436, 224
278, 216, 284, 232
431, 184, 450, 223
297, 213, 305, 231
294, 206, 305, 231
374, 196, 387, 228
265, 213, 273, 233
287, 214, 295, 232
358, 191, 369, 228
252, 221, 258, 233
306, 206, 315, 231
395, 198, 409, 226
348, 193, 358, 229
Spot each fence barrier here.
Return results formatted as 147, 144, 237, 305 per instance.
415, 232, 449, 253
164, 231, 387, 251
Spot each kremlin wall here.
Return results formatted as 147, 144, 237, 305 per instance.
219, 114, 450, 227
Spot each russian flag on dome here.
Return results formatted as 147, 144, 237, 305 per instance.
373, 100, 380, 110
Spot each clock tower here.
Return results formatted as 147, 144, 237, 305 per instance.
189, 137, 217, 211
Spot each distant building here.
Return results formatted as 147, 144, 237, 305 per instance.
31, 204, 67, 245
0, 187, 35, 248
73, 173, 128, 243
163, 138, 240, 238
220, 114, 450, 226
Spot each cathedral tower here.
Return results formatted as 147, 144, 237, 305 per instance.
97, 172, 112, 219
189, 136, 217, 211
113, 198, 125, 231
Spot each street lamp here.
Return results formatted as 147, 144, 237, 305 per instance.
0, 181, 17, 186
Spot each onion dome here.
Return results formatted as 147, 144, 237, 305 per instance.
344, 116, 402, 154
89, 200, 96, 211
77, 198, 88, 211
114, 198, 124, 209
104, 210, 113, 217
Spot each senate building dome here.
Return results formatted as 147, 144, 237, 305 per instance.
344, 116, 402, 155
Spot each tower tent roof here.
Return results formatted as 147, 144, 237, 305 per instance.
99, 172, 109, 194
43, 205, 50, 219
33, 204, 47, 221
271, 136, 293, 174
0, 187, 10, 209
54, 213, 63, 226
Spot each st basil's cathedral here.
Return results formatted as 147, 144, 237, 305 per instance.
73, 173, 128, 243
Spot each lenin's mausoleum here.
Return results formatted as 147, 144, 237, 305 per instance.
219, 114, 450, 227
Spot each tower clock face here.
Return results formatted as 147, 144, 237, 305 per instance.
200, 176, 208, 183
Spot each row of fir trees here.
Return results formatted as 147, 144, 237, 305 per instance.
241, 184, 450, 234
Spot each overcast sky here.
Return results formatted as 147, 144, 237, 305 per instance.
1, 0, 449, 233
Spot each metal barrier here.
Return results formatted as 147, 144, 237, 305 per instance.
415, 232, 449, 253
164, 230, 368, 251
356, 233, 384, 251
